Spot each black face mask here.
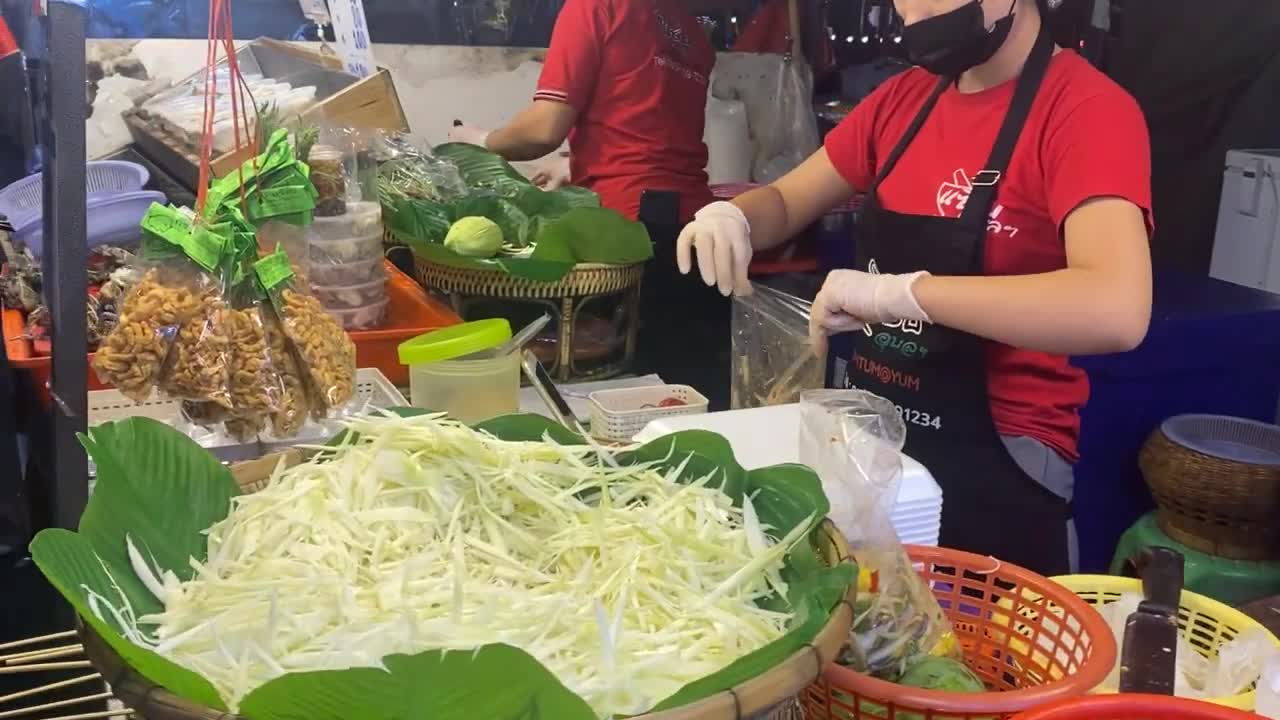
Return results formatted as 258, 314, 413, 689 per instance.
902, 0, 1017, 77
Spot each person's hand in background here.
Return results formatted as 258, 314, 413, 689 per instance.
448, 123, 490, 148
809, 269, 931, 357
676, 201, 754, 297
530, 151, 571, 190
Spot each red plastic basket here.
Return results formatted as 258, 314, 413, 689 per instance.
1010, 694, 1262, 720
804, 546, 1117, 720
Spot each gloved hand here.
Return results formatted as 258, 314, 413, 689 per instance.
448, 123, 490, 148
810, 269, 932, 354
675, 201, 753, 297
530, 151, 571, 190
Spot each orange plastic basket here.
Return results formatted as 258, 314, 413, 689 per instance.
1010, 694, 1262, 720
804, 546, 1117, 720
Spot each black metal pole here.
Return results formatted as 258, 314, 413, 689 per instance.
40, 0, 88, 532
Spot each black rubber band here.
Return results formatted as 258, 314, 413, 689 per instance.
728, 685, 743, 718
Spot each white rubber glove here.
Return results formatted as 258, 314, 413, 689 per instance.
810, 269, 932, 352
448, 123, 490, 147
675, 201, 753, 297
530, 151, 571, 190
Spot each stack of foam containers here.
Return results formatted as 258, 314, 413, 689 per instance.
635, 403, 944, 546
308, 201, 388, 330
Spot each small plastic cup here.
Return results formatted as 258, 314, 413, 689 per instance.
397, 319, 520, 424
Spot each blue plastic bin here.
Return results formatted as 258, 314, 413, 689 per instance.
1072, 271, 1280, 572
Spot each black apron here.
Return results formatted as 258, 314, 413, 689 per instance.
825, 25, 1071, 576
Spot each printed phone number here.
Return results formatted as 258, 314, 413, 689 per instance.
894, 404, 942, 430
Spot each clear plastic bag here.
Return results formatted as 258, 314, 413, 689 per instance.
731, 283, 824, 409
255, 248, 356, 416
373, 131, 468, 204
755, 57, 820, 184
158, 284, 234, 409
93, 233, 224, 404
799, 389, 962, 680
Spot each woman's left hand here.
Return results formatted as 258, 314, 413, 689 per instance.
810, 269, 932, 353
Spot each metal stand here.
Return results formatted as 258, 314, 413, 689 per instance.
39, 0, 88, 532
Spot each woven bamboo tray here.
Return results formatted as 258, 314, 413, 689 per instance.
1140, 424, 1280, 561
399, 238, 645, 382
77, 453, 856, 720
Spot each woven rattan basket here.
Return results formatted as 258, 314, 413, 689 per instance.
78, 452, 856, 720
399, 233, 646, 382
1139, 416, 1280, 561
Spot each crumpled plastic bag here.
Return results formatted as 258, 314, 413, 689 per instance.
755, 57, 820, 183
1098, 593, 1280, 699
799, 389, 962, 679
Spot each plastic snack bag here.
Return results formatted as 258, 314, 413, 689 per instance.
799, 389, 962, 680
731, 283, 824, 408
255, 247, 356, 416
92, 204, 230, 403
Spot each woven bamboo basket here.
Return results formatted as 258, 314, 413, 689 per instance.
1139, 422, 1280, 561
77, 452, 857, 720
394, 230, 645, 382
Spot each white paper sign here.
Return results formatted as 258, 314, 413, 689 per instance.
328, 0, 377, 78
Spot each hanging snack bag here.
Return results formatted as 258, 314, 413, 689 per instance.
92, 204, 230, 403
255, 247, 356, 416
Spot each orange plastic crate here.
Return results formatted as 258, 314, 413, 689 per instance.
4, 260, 457, 406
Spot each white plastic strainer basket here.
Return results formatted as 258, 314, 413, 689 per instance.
0, 160, 150, 222
588, 384, 709, 442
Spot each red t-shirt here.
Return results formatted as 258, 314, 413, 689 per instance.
824, 51, 1153, 462
536, 0, 716, 222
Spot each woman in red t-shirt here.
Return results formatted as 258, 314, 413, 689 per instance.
678, 0, 1153, 575
449, 0, 743, 407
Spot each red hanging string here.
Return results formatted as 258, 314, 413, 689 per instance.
195, 0, 262, 217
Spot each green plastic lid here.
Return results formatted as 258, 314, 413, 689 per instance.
398, 318, 512, 365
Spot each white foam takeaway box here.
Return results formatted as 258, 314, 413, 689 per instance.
635, 403, 943, 545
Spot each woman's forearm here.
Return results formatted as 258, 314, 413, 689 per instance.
912, 268, 1151, 355
486, 101, 576, 162
728, 149, 860, 253
731, 186, 792, 252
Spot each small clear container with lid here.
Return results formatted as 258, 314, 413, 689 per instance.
397, 319, 520, 424
309, 143, 348, 217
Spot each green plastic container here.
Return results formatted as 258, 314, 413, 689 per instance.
397, 319, 519, 424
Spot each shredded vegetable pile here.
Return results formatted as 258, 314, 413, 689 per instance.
112, 414, 811, 717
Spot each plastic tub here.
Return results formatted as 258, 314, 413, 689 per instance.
310, 201, 382, 241
327, 298, 389, 330
312, 278, 387, 310
398, 319, 520, 424
310, 256, 386, 286
309, 232, 383, 264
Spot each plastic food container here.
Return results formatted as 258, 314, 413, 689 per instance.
311, 201, 382, 241
588, 385, 709, 442
312, 277, 387, 310
327, 298, 389, 330
397, 319, 520, 424
309, 232, 383, 264
310, 256, 386, 286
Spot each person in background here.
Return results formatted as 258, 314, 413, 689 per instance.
676, 0, 1153, 575
450, 0, 752, 409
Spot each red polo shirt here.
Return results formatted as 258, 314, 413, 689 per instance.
536, 0, 716, 223
824, 50, 1153, 462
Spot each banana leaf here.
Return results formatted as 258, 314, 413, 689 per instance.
31, 416, 854, 720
